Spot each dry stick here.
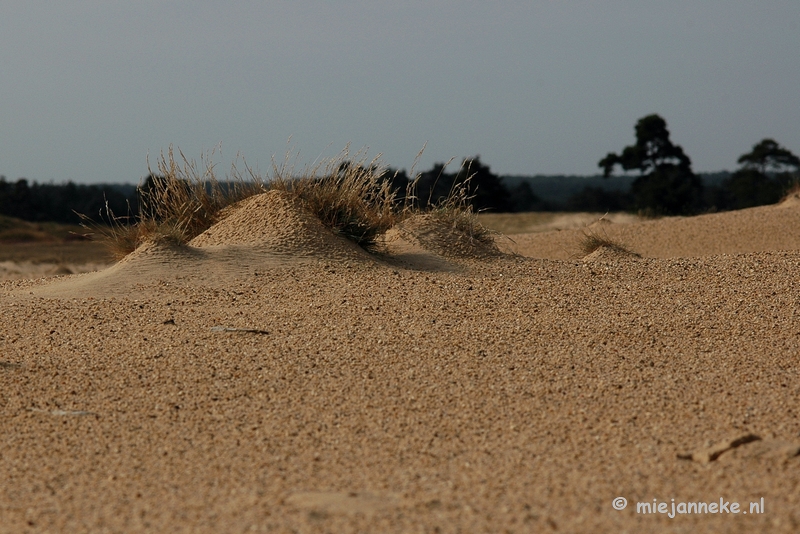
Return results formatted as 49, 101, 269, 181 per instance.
210, 325, 269, 335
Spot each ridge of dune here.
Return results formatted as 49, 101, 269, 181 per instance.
777, 189, 800, 208
502, 201, 800, 259
118, 236, 206, 264
19, 238, 210, 298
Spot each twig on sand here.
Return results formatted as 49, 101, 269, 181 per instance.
210, 325, 269, 335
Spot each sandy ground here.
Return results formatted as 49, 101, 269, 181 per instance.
0, 242, 112, 281
2, 192, 799, 533
477, 211, 642, 236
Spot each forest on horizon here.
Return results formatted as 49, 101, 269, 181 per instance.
0, 169, 752, 227
1, 115, 798, 226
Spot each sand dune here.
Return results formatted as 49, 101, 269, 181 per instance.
1, 199, 799, 532
502, 197, 800, 260
0, 241, 112, 282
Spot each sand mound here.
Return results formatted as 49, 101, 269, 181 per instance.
378, 228, 460, 272
20, 192, 377, 298
778, 189, 800, 208
581, 243, 641, 262
393, 214, 502, 259
189, 190, 366, 260
119, 237, 206, 264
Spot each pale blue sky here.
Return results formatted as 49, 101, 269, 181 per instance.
1, 1, 798, 184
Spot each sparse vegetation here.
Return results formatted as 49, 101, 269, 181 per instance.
270, 148, 400, 252
80, 145, 496, 259
401, 155, 497, 247
80, 147, 263, 259
578, 228, 638, 257
138, 149, 262, 241
424, 179, 495, 246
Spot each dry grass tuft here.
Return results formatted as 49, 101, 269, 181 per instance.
138, 147, 264, 242
579, 230, 637, 257
98, 219, 187, 260
426, 189, 495, 246
81, 147, 263, 259
83, 144, 495, 259
269, 147, 400, 252
406, 157, 495, 246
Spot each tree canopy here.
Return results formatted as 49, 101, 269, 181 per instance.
717, 138, 800, 210
736, 138, 800, 174
599, 114, 692, 177
599, 114, 702, 215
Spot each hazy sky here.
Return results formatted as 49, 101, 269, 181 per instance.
1, 1, 799, 184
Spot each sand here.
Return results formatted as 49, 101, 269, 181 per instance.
1, 193, 799, 532
0, 241, 111, 281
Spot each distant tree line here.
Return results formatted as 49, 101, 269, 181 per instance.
382, 121, 799, 216
385, 156, 549, 213
594, 114, 800, 215
2, 119, 798, 224
0, 179, 137, 225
